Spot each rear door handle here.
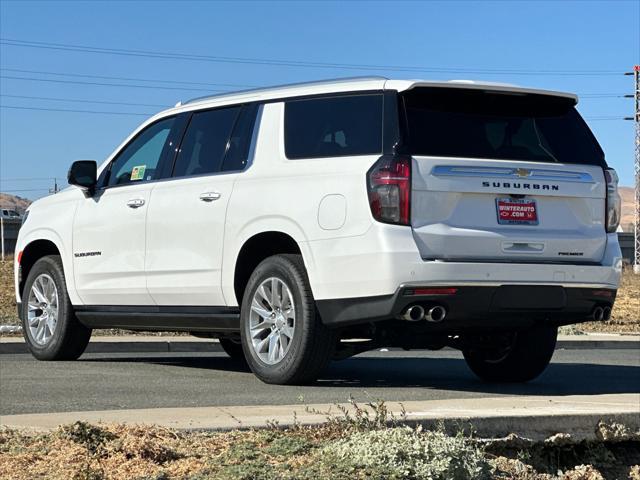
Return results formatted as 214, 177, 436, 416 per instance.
199, 192, 221, 202
126, 198, 145, 209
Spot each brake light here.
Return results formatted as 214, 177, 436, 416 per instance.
367, 155, 411, 225
406, 287, 458, 296
604, 168, 621, 233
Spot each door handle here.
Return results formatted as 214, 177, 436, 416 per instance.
126, 198, 145, 208
199, 192, 221, 202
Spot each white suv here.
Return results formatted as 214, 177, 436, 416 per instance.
15, 77, 623, 384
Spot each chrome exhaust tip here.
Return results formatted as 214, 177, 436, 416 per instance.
402, 305, 425, 322
602, 306, 612, 321
592, 306, 604, 322
425, 305, 447, 323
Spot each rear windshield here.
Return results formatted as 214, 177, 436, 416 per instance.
401, 87, 605, 166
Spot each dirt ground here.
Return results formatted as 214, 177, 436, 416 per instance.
580, 268, 639, 334
1, 256, 638, 333
0, 420, 638, 480
0, 257, 16, 325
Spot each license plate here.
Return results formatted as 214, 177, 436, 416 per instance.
496, 198, 538, 225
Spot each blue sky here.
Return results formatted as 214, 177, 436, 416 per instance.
0, 0, 638, 199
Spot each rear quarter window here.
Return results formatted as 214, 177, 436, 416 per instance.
284, 94, 383, 159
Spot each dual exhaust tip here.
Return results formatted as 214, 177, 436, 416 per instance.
404, 304, 610, 323
592, 306, 611, 322
402, 304, 447, 323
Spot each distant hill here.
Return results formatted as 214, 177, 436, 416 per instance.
620, 186, 635, 233
0, 193, 32, 214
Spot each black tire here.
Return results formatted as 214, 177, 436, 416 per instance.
462, 325, 557, 383
240, 254, 336, 385
218, 337, 247, 363
21, 255, 91, 360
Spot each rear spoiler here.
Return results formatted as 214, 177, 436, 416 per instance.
384, 79, 578, 105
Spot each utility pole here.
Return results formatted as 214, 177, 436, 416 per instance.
630, 65, 640, 273
49, 177, 59, 195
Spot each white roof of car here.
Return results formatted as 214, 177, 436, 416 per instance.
157, 76, 577, 119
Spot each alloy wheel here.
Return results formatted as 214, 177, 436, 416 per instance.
27, 273, 59, 346
249, 277, 296, 365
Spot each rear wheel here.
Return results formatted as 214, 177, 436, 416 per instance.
462, 325, 557, 383
240, 254, 335, 385
21, 255, 91, 360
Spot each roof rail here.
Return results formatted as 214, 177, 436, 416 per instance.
183, 76, 388, 105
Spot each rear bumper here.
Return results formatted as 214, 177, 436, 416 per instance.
317, 284, 617, 330
307, 223, 622, 302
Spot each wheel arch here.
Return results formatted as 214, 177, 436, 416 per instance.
231, 231, 310, 307
18, 239, 62, 299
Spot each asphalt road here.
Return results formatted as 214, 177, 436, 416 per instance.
1, 348, 639, 415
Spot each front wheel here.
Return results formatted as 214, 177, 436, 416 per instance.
462, 325, 557, 383
21, 255, 92, 360
240, 254, 336, 385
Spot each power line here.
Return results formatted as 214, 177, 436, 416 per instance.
585, 115, 628, 118
0, 102, 630, 120
0, 67, 257, 89
0, 68, 631, 98
0, 37, 626, 76
0, 105, 153, 116
0, 188, 51, 193
586, 117, 629, 121
1, 94, 170, 108
0, 74, 224, 92
579, 94, 628, 98
0, 177, 59, 182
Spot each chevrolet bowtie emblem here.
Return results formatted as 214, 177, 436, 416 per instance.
514, 168, 532, 178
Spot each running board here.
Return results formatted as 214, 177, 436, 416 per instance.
74, 305, 240, 333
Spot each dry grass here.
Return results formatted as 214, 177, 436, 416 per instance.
1, 256, 638, 333
0, 257, 16, 325
0, 420, 638, 480
0, 422, 345, 480
580, 269, 640, 334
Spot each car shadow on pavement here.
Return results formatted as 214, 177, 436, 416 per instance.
83, 355, 640, 396
83, 355, 252, 373
321, 357, 640, 396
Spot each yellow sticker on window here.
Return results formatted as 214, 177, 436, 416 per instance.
130, 165, 146, 181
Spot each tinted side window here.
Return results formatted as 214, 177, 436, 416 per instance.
107, 117, 175, 187
284, 94, 383, 159
173, 106, 240, 177
222, 104, 258, 172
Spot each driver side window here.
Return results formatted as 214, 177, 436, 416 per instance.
105, 117, 176, 187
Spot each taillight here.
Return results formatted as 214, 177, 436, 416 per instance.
367, 155, 411, 225
604, 168, 621, 233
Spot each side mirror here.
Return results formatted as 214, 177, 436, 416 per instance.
68, 160, 97, 193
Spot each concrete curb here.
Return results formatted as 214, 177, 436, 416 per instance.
2, 394, 638, 441
1, 336, 638, 354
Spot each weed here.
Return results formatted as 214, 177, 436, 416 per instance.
305, 395, 408, 433
323, 426, 492, 480
264, 435, 312, 457
58, 421, 116, 455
